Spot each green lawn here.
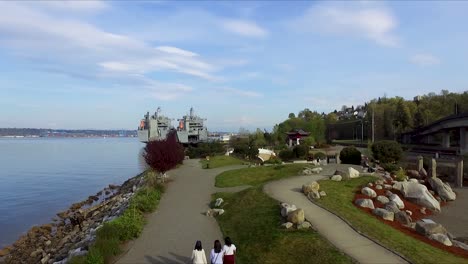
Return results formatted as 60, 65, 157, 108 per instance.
215, 164, 306, 187
315, 176, 468, 264
200, 155, 245, 169
213, 188, 353, 264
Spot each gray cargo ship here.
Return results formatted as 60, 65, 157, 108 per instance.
138, 107, 208, 144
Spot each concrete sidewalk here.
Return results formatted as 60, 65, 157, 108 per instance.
263, 173, 408, 264
117, 160, 246, 264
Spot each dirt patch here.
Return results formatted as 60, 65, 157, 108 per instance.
354, 181, 468, 259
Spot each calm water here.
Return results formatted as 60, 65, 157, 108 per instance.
0, 137, 145, 247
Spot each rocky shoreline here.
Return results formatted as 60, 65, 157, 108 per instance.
0, 172, 147, 264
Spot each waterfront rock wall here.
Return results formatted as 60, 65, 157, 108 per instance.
0, 172, 146, 264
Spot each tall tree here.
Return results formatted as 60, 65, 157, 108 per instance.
394, 100, 411, 134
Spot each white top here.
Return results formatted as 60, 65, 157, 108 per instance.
191, 249, 207, 264
223, 244, 236, 256
210, 249, 224, 264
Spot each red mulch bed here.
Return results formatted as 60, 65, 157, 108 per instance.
353, 180, 468, 259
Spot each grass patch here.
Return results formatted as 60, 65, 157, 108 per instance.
213, 188, 353, 264
215, 164, 305, 187
69, 172, 165, 264
200, 155, 245, 169
315, 176, 468, 264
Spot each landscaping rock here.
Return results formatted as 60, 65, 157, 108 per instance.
319, 191, 327, 197
375, 179, 384, 185
420, 207, 427, 215
395, 211, 412, 225
307, 190, 321, 200
415, 221, 447, 236
376, 195, 390, 204
0, 247, 11, 257
405, 210, 413, 216
287, 209, 305, 224
429, 234, 452, 246
389, 194, 404, 209
334, 170, 348, 179
393, 182, 440, 212
280, 204, 297, 218
409, 178, 419, 183
453, 240, 468, 251
311, 167, 323, 174
375, 185, 383, 190
420, 168, 428, 178
355, 199, 375, 209
428, 178, 456, 201
348, 167, 360, 178
367, 183, 374, 187
302, 181, 320, 195
384, 201, 400, 213
281, 222, 293, 229
331, 175, 342, 182
212, 209, 224, 216
214, 198, 224, 207
385, 190, 393, 197
361, 187, 377, 198
407, 170, 420, 179
372, 208, 394, 221
297, 221, 312, 230
384, 184, 392, 190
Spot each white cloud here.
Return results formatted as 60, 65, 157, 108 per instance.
155, 46, 198, 57
222, 19, 268, 38
37, 0, 108, 12
410, 54, 441, 66
289, 3, 398, 47
220, 87, 262, 97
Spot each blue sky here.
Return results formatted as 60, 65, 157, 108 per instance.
1, 1, 467, 131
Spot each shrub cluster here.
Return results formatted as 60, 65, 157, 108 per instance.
264, 155, 282, 165
278, 149, 294, 161
371, 140, 403, 164
144, 131, 185, 174
186, 142, 225, 158
293, 145, 309, 159
313, 152, 327, 160
339, 147, 362, 165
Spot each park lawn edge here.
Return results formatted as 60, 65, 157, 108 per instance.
199, 155, 246, 169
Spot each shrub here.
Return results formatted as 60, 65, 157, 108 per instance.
85, 247, 104, 264
371, 140, 403, 163
395, 168, 406, 181
186, 142, 225, 158
92, 236, 121, 260
314, 152, 327, 160
339, 147, 361, 165
278, 149, 294, 161
99, 208, 145, 242
144, 130, 184, 174
381, 163, 399, 173
130, 186, 163, 213
293, 145, 309, 159
264, 156, 282, 165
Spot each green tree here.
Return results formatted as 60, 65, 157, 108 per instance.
288, 113, 296, 119
394, 99, 411, 134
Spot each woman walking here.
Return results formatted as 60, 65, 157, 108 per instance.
223, 237, 236, 264
191, 240, 207, 264
210, 240, 224, 264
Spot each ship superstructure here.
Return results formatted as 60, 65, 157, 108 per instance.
137, 107, 208, 144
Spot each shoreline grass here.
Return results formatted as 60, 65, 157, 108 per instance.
200, 155, 245, 169
213, 188, 353, 264
315, 176, 468, 264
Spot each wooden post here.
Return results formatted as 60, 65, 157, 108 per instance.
456, 158, 464, 188
417, 156, 423, 171
430, 158, 437, 178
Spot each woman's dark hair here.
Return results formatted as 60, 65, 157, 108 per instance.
214, 240, 222, 253
194, 240, 202, 251
224, 237, 232, 246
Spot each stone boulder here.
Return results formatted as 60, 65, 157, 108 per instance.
375, 185, 383, 190
428, 178, 456, 201
311, 167, 323, 174
393, 182, 440, 212
384, 201, 400, 213
409, 178, 419, 183
287, 209, 305, 224
361, 187, 377, 198
214, 198, 224, 207
407, 169, 421, 179
348, 167, 360, 178
319, 191, 327, 197
395, 211, 412, 225
419, 168, 428, 178
280, 204, 297, 218
376, 195, 390, 205
302, 181, 320, 195
281, 222, 293, 229
415, 221, 447, 236
334, 170, 348, 179
297, 221, 312, 229
372, 208, 394, 221
429, 234, 452, 246
307, 190, 321, 200
389, 194, 404, 209
453, 240, 468, 251
355, 199, 375, 209
331, 175, 342, 182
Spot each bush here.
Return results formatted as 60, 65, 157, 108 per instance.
99, 208, 145, 242
264, 156, 282, 165
278, 149, 294, 161
130, 186, 163, 213
293, 145, 309, 159
371, 140, 403, 163
381, 163, 399, 173
85, 247, 104, 264
395, 168, 406, 181
339, 147, 361, 165
144, 131, 184, 174
314, 152, 327, 160
186, 142, 225, 158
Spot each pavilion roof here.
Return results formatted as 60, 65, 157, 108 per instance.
285, 129, 310, 136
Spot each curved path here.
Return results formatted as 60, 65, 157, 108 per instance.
263, 165, 408, 264
117, 160, 247, 264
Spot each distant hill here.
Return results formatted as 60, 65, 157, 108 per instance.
0, 128, 137, 137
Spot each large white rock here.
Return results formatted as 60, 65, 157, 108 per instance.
372, 208, 394, 221
389, 194, 405, 209
453, 240, 468, 251
348, 167, 360, 178
428, 178, 456, 201
214, 198, 224, 207
302, 181, 320, 195
331, 175, 342, 182
376, 195, 390, 204
355, 198, 375, 209
429, 233, 452, 246
287, 209, 305, 224
361, 187, 377, 198
393, 182, 440, 212
384, 201, 400, 213
280, 204, 297, 217
311, 167, 323, 174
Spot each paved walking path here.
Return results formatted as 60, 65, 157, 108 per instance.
117, 160, 247, 264
263, 165, 409, 264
